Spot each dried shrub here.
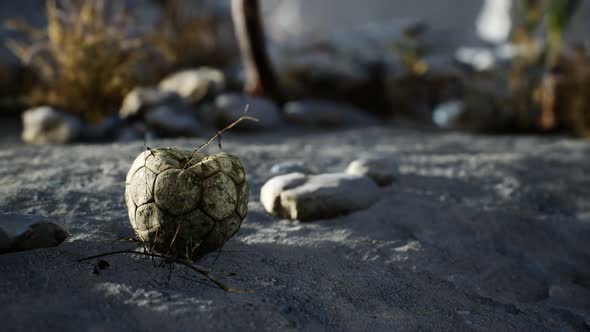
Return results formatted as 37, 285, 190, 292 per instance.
462, 0, 588, 137
6, 0, 160, 122
539, 46, 590, 137
151, 0, 236, 71
514, 0, 588, 136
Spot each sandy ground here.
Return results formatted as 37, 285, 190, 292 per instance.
0, 126, 589, 331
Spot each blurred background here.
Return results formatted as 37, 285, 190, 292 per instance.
0, 0, 589, 144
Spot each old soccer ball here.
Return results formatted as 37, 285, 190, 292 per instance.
124, 148, 248, 260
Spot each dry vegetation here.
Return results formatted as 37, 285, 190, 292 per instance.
151, 0, 235, 71
5, 0, 234, 123
6, 0, 160, 122
461, 0, 589, 137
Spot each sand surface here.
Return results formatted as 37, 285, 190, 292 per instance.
1, 126, 589, 331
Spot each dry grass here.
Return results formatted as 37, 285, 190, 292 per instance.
462, 0, 588, 137
539, 46, 590, 137
514, 0, 589, 137
6, 0, 160, 122
151, 0, 235, 71
5, 0, 235, 122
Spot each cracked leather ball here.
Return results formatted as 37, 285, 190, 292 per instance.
124, 148, 248, 260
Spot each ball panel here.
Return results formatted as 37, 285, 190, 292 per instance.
135, 203, 164, 231
126, 151, 151, 184
161, 148, 192, 161
144, 151, 181, 174
184, 152, 208, 168
224, 213, 243, 240
189, 157, 220, 179
151, 208, 216, 260
125, 189, 137, 228
216, 153, 246, 184
236, 181, 249, 219
201, 213, 242, 252
169, 209, 216, 242
130, 167, 157, 206
154, 169, 202, 215
201, 173, 238, 221
134, 203, 167, 244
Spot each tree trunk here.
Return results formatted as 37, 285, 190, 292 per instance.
231, 0, 284, 105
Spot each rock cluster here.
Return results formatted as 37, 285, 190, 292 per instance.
261, 173, 380, 221
284, 100, 377, 128
21, 67, 229, 144
261, 156, 397, 221
274, 19, 461, 114
18, 18, 463, 145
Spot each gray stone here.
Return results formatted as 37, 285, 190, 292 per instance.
144, 105, 201, 137
81, 115, 121, 142
273, 18, 457, 101
284, 99, 377, 127
159, 68, 225, 105
116, 122, 152, 142
261, 173, 380, 221
119, 87, 183, 120
212, 93, 283, 130
0, 213, 68, 254
21, 106, 83, 144
433, 100, 466, 129
270, 161, 313, 176
275, 50, 371, 95
345, 157, 396, 186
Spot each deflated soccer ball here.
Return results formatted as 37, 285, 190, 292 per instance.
124, 148, 248, 260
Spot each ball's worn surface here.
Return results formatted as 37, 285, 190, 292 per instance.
125, 148, 248, 260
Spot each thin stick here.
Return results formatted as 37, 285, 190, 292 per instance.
181, 113, 257, 171
194, 114, 257, 154
77, 249, 251, 293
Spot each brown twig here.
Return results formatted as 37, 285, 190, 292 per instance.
194, 114, 258, 154
77, 249, 251, 293
179, 113, 257, 172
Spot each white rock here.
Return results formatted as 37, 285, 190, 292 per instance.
144, 105, 201, 137
119, 87, 182, 120
284, 99, 377, 127
159, 68, 225, 105
260, 172, 310, 217
21, 106, 83, 144
261, 173, 380, 221
345, 157, 396, 186
432, 99, 465, 129
212, 93, 283, 130
0, 213, 68, 254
